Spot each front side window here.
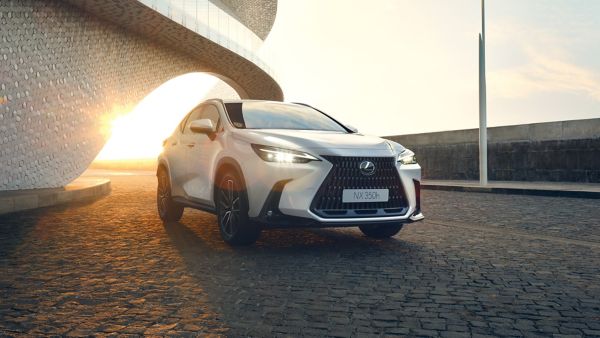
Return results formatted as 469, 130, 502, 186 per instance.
224, 102, 347, 132
199, 105, 220, 129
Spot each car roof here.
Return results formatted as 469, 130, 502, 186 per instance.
208, 98, 295, 105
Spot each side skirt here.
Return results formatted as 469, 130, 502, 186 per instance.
173, 197, 216, 214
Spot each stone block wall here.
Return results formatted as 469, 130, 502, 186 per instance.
385, 119, 600, 183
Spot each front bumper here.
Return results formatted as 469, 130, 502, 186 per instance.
242, 148, 424, 228
250, 182, 424, 229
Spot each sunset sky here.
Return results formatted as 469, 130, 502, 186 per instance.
263, 0, 600, 136
97, 0, 600, 160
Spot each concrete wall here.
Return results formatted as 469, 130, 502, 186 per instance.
385, 119, 600, 183
0, 0, 281, 191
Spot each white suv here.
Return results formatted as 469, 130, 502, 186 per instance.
157, 99, 424, 245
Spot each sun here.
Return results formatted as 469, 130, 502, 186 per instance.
94, 73, 238, 161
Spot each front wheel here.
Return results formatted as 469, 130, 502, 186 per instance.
215, 170, 261, 245
359, 224, 403, 238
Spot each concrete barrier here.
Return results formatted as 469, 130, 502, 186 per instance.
385, 118, 600, 183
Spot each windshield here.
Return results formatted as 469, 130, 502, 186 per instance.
224, 102, 348, 132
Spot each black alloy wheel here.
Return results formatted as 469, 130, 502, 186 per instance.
216, 170, 260, 245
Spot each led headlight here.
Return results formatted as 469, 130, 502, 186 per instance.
251, 144, 320, 164
398, 149, 417, 165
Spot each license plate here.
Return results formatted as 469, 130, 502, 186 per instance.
342, 189, 389, 203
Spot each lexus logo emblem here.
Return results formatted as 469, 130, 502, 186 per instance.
359, 160, 375, 176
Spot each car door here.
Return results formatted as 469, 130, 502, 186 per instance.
172, 105, 204, 197
165, 112, 191, 198
182, 104, 224, 205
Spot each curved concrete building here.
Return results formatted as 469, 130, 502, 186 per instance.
0, 0, 282, 191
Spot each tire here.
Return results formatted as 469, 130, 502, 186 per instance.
215, 169, 261, 245
359, 223, 403, 238
157, 167, 184, 222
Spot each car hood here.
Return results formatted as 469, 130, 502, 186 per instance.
233, 129, 400, 152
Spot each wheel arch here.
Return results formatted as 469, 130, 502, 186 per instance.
214, 157, 247, 193
157, 157, 171, 176
156, 157, 175, 188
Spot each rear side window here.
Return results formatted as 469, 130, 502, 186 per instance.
179, 113, 191, 133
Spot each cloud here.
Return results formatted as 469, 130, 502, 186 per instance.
487, 21, 600, 101
489, 47, 600, 100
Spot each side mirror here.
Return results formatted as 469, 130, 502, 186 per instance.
190, 119, 216, 134
346, 124, 358, 133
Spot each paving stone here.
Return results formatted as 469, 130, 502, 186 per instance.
0, 176, 599, 336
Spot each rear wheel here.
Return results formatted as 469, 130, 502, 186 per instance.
157, 167, 184, 222
359, 223, 403, 238
215, 170, 260, 245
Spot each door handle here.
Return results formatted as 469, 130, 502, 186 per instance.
186, 143, 195, 148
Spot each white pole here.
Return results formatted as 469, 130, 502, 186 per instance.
479, 0, 488, 185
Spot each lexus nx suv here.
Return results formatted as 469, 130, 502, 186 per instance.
157, 99, 424, 245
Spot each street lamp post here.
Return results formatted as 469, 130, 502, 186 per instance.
479, 0, 488, 185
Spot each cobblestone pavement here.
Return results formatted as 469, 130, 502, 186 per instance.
425, 190, 600, 243
1, 174, 599, 337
